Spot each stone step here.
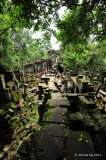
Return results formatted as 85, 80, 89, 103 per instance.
48, 81, 58, 92
38, 83, 48, 89
46, 99, 70, 108
43, 107, 67, 124
51, 92, 62, 99
67, 131, 98, 160
34, 124, 68, 160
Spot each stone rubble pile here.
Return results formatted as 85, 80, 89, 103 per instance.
0, 68, 106, 160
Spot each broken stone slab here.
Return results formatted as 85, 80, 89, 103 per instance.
93, 133, 106, 160
79, 96, 95, 106
78, 96, 95, 113
51, 92, 62, 99
43, 107, 67, 124
12, 89, 23, 103
46, 99, 70, 108
48, 81, 58, 92
35, 132, 59, 160
17, 140, 30, 156
2, 88, 11, 102
67, 131, 98, 160
45, 123, 69, 137
34, 124, 69, 160
68, 112, 84, 122
99, 89, 106, 96
65, 93, 82, 97
38, 83, 48, 89
71, 76, 91, 93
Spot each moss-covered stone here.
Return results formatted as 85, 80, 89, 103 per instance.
12, 91, 18, 102
7, 151, 16, 160
3, 88, 11, 101
12, 89, 23, 103
6, 81, 14, 88
9, 102, 16, 109
0, 109, 5, 115
0, 152, 5, 159
17, 140, 30, 156
11, 153, 22, 160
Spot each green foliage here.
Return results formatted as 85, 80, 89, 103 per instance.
56, 2, 106, 74
1, 0, 105, 38
29, 103, 39, 123
77, 133, 91, 143
87, 40, 106, 74
0, 0, 62, 34
62, 41, 106, 74
57, 0, 106, 44
1, 0, 106, 73
0, 28, 50, 70
0, 30, 16, 69
0, 0, 52, 71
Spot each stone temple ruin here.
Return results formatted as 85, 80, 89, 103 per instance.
0, 59, 106, 160
24, 59, 52, 73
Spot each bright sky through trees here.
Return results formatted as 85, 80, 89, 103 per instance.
31, 6, 66, 50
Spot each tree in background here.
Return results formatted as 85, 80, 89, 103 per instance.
62, 41, 106, 75
0, 0, 53, 71
56, 1, 106, 75
0, 0, 106, 72
0, 28, 51, 70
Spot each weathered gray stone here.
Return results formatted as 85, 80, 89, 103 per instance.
67, 131, 97, 160
43, 107, 67, 124
46, 98, 70, 108
17, 140, 30, 156
78, 96, 95, 113
3, 88, 11, 101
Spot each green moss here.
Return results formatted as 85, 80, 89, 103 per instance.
9, 102, 16, 109
0, 109, 5, 115
12, 89, 23, 102
6, 81, 14, 88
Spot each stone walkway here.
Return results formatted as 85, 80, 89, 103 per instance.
35, 76, 98, 160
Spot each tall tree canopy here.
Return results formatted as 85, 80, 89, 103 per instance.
57, 0, 106, 47
1, 0, 106, 37
0, 0, 106, 72
0, 28, 51, 70
56, 0, 106, 74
